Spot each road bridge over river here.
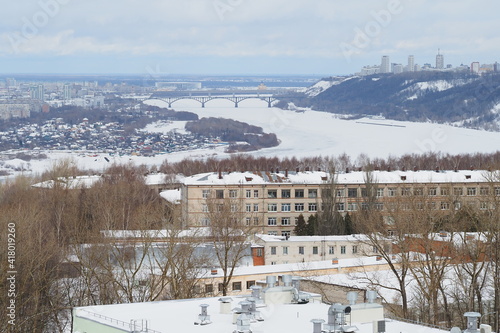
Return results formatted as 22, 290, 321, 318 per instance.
147, 90, 291, 108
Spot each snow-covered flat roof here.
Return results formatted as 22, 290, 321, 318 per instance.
73, 295, 447, 333
183, 170, 499, 186
205, 256, 389, 278
31, 175, 103, 189
256, 233, 374, 243
160, 189, 181, 204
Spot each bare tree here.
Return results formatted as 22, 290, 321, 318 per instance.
204, 192, 254, 296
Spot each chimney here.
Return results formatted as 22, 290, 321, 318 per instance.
296, 167, 300, 173
317, 167, 321, 172
413, 166, 418, 172
454, 167, 458, 172
305, 166, 310, 172
346, 167, 350, 173
470, 165, 474, 171
275, 167, 279, 174
285, 169, 289, 177
218, 170, 222, 179
387, 166, 391, 172
435, 166, 440, 173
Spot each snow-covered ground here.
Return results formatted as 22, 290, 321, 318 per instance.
146, 99, 500, 159
2, 98, 500, 179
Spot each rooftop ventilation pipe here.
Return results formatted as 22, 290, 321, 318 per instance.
311, 319, 325, 333
266, 275, 276, 288
194, 304, 211, 325
324, 303, 351, 332
282, 275, 293, 287
250, 285, 262, 300
346, 291, 358, 305
464, 312, 481, 333
291, 276, 301, 291
366, 290, 378, 304
218, 297, 232, 314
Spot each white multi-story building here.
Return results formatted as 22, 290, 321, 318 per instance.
380, 55, 390, 73
408, 55, 415, 72
436, 51, 444, 69
179, 169, 500, 236
471, 62, 480, 74
63, 83, 72, 100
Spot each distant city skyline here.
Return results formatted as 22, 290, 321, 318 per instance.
1, 0, 499, 75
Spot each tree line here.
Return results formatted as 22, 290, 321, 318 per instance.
159, 151, 500, 176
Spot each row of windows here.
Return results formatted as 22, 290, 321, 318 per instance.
204, 280, 257, 294
206, 201, 491, 213
202, 187, 500, 199
268, 245, 359, 255
266, 203, 317, 212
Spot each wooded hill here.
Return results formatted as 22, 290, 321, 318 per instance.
307, 71, 500, 131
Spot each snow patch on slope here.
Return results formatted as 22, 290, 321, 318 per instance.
403, 78, 475, 101
305, 76, 352, 97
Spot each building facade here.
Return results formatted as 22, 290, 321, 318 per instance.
252, 234, 383, 266
180, 170, 500, 236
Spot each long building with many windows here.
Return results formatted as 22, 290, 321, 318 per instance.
179, 169, 500, 236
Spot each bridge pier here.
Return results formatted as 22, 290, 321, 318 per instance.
201, 102, 205, 108
235, 102, 239, 108
268, 101, 272, 108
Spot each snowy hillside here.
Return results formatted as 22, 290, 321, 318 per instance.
304, 76, 350, 97
310, 71, 500, 131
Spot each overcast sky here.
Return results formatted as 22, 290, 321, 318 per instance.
1, 0, 499, 75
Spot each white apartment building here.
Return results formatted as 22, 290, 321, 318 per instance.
252, 234, 383, 266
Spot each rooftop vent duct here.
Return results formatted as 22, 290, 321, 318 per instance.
323, 303, 356, 333
235, 313, 251, 333
346, 291, 358, 305
292, 276, 301, 291
239, 301, 251, 314
464, 312, 481, 333
218, 297, 232, 314
245, 297, 264, 322
366, 290, 378, 304
480, 324, 492, 333
250, 285, 262, 300
194, 304, 211, 325
311, 319, 325, 333
282, 275, 293, 287
266, 276, 276, 288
